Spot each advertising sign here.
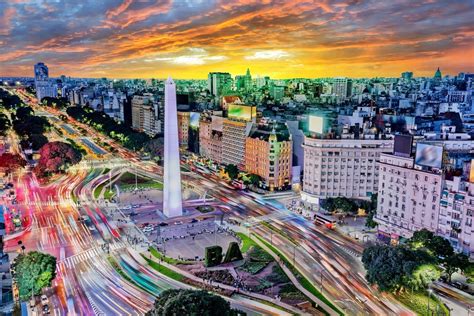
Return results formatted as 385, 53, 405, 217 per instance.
415, 143, 443, 168
309, 115, 324, 134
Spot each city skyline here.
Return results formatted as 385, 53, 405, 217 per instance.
1, 0, 473, 79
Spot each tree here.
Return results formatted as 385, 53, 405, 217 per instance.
443, 253, 470, 282
20, 134, 49, 151
143, 137, 164, 157
407, 264, 442, 291
0, 153, 27, 173
13, 115, 50, 137
225, 164, 239, 180
364, 194, 378, 228
365, 211, 378, 228
0, 90, 23, 109
362, 245, 437, 292
41, 96, 69, 108
11, 251, 57, 300
408, 229, 454, 258
205, 245, 223, 267
34, 141, 82, 178
409, 229, 434, 249
146, 289, 243, 316
15, 106, 34, 120
325, 197, 358, 214
223, 242, 243, 263
0, 113, 11, 136
428, 236, 454, 258
247, 174, 261, 187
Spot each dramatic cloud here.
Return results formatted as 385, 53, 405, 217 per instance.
0, 0, 472, 78
245, 50, 290, 60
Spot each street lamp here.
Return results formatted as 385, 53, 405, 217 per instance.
427, 289, 433, 316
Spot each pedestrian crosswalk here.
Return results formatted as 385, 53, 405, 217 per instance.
57, 241, 127, 270
338, 245, 361, 258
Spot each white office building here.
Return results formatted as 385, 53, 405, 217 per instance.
302, 138, 393, 204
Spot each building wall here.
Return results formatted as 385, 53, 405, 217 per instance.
177, 111, 190, 147
222, 119, 250, 167
245, 134, 292, 190
438, 178, 474, 258
375, 153, 443, 241
303, 138, 392, 200
199, 118, 222, 163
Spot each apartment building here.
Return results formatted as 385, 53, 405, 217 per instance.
302, 138, 393, 203
131, 94, 160, 136
245, 128, 292, 191
199, 115, 223, 163
177, 111, 190, 148
221, 104, 256, 167
375, 153, 443, 243
222, 119, 253, 167
438, 177, 474, 258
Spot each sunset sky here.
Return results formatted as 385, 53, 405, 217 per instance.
0, 0, 473, 79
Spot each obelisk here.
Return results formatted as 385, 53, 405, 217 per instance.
163, 77, 183, 217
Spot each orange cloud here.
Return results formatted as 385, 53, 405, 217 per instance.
0, 0, 472, 78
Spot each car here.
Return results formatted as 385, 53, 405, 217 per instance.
42, 304, 50, 314
40, 295, 49, 306
142, 227, 153, 233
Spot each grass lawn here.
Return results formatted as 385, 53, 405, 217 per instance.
142, 255, 185, 282
236, 232, 257, 253
396, 290, 449, 316
93, 182, 106, 199
115, 172, 163, 191
148, 247, 193, 265
103, 188, 116, 200
254, 234, 342, 316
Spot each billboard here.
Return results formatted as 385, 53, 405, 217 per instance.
228, 104, 256, 122
309, 116, 324, 134
393, 134, 413, 158
415, 143, 443, 169
190, 112, 200, 128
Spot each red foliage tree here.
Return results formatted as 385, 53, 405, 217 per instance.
0, 153, 27, 173
34, 141, 82, 178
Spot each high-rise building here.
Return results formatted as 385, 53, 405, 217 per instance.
163, 77, 183, 218
302, 138, 393, 204
270, 85, 285, 101
245, 127, 292, 191
222, 119, 253, 167
434, 67, 442, 81
208, 72, 232, 97
375, 153, 443, 244
34, 62, 49, 81
199, 115, 223, 163
401, 72, 413, 80
34, 62, 57, 101
131, 94, 160, 136
177, 111, 190, 148
332, 77, 352, 99
222, 104, 256, 167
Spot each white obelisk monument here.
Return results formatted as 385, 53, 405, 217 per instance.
163, 77, 183, 217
